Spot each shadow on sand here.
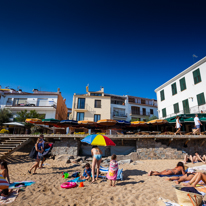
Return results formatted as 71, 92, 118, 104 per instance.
123, 169, 147, 180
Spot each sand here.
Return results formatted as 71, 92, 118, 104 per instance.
3, 151, 206, 206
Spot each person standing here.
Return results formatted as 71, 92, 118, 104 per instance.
174, 116, 182, 135
193, 114, 202, 135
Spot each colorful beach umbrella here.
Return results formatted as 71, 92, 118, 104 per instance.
97, 119, 117, 126
25, 118, 42, 123
130, 121, 147, 127
147, 119, 168, 125
81, 134, 116, 146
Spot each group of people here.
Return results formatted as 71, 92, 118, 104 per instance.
175, 114, 203, 135
81, 146, 118, 186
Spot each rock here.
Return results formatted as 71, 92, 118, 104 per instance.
81, 163, 87, 168
56, 155, 70, 161
66, 159, 71, 163
117, 159, 132, 165
103, 159, 110, 164
71, 159, 78, 164
86, 157, 93, 161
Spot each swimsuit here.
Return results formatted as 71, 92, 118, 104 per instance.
94, 154, 102, 160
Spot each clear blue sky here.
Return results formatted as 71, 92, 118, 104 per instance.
1, 0, 206, 107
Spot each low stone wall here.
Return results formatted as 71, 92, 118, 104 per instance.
51, 138, 80, 156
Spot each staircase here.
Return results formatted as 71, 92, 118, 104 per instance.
0, 137, 31, 158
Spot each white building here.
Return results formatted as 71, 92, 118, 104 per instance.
155, 56, 206, 119
0, 87, 68, 120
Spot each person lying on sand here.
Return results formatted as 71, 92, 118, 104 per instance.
148, 162, 186, 176
183, 153, 206, 164
166, 172, 196, 184
183, 172, 206, 187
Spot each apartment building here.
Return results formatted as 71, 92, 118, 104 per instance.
0, 87, 68, 120
72, 87, 111, 121
155, 56, 206, 119
126, 95, 158, 121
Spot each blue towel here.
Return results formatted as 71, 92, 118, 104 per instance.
9, 181, 35, 189
67, 177, 86, 183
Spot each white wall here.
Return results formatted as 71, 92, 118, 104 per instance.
156, 60, 206, 118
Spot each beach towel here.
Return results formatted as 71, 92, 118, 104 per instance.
0, 190, 18, 205
100, 166, 123, 180
9, 181, 35, 189
159, 174, 183, 177
188, 165, 206, 172
106, 160, 118, 181
67, 177, 85, 183
158, 197, 180, 206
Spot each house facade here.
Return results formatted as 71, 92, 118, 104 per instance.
155, 56, 206, 119
72, 87, 111, 121
0, 87, 68, 120
126, 95, 158, 121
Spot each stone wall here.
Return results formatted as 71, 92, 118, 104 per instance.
51, 138, 80, 156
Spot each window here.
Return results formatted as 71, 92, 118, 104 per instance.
171, 83, 177, 95
193, 68, 201, 84
150, 109, 153, 115
131, 106, 140, 115
142, 108, 146, 115
197, 92, 205, 106
13, 98, 27, 106
94, 100, 101, 108
94, 114, 101, 122
77, 112, 84, 121
180, 77, 186, 91
160, 90, 165, 101
173, 103, 179, 114
77, 98, 85, 109
162, 108, 166, 118
90, 93, 102, 96
141, 99, 146, 104
113, 108, 126, 117
182, 99, 190, 114
111, 100, 124, 105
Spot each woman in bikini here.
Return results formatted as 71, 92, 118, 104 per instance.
148, 162, 186, 176
91, 146, 102, 183
183, 172, 206, 187
166, 172, 196, 184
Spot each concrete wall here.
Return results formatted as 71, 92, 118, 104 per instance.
156, 58, 206, 118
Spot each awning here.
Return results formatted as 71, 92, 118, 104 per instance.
3, 122, 25, 127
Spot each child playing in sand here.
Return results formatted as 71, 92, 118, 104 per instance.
106, 154, 118, 187
80, 163, 91, 180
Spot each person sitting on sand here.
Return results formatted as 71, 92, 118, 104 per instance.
0, 161, 11, 198
166, 172, 196, 184
148, 162, 186, 176
183, 172, 206, 187
28, 138, 44, 175
91, 146, 102, 183
80, 163, 91, 180
183, 153, 206, 164
106, 154, 118, 187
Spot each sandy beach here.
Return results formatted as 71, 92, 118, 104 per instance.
3, 148, 206, 206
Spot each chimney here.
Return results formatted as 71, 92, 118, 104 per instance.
101, 87, 104, 92
32, 89, 38, 93
63, 98, 66, 102
57, 88, 60, 92
18, 89, 22, 93
10, 88, 15, 93
0, 85, 1, 89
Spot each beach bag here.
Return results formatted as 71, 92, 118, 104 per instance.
29, 146, 38, 159
175, 186, 203, 206
157, 197, 180, 206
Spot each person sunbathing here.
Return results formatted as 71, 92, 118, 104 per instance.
148, 162, 186, 176
183, 153, 206, 164
166, 172, 196, 184
183, 172, 206, 187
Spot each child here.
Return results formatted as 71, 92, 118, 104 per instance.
106, 154, 118, 187
80, 163, 91, 180
0, 161, 10, 198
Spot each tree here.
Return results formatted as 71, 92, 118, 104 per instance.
16, 110, 44, 122
0, 108, 12, 125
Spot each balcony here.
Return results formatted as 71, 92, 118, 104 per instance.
130, 111, 150, 117
73, 103, 88, 112
113, 112, 127, 119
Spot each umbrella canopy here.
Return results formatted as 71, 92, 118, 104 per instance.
60, 120, 78, 124
78, 120, 96, 125
97, 119, 117, 126
3, 122, 25, 127
25, 118, 42, 123
184, 118, 194, 122
42, 118, 60, 123
81, 134, 116, 146
200, 117, 206, 122
116, 120, 131, 125
147, 119, 168, 125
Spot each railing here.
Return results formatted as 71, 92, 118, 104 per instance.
73, 103, 88, 110
113, 113, 127, 117
131, 111, 150, 116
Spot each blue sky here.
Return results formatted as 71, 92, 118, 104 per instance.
1, 0, 206, 107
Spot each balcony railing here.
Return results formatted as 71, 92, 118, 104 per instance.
131, 111, 150, 116
113, 113, 127, 117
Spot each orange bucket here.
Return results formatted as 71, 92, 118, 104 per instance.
79, 182, 84, 187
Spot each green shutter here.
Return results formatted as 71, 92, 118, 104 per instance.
171, 83, 177, 95
160, 90, 165, 101
193, 68, 201, 84
197, 93, 205, 106
180, 77, 186, 91
162, 108, 166, 118
182, 99, 190, 114
173, 103, 179, 113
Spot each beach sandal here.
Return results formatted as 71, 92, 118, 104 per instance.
28, 170, 31, 174
33, 173, 37, 175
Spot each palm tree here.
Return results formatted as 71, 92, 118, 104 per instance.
0, 108, 12, 125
